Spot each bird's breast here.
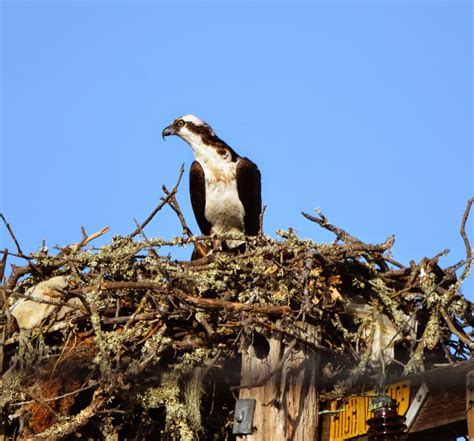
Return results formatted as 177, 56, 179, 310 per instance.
201, 161, 245, 235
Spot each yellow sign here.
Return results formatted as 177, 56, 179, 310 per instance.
329, 382, 410, 441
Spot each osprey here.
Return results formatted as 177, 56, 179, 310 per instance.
162, 115, 261, 252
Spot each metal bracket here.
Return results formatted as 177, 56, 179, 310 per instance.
405, 382, 429, 431
232, 398, 256, 435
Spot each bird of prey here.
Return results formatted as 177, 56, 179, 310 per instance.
162, 115, 261, 255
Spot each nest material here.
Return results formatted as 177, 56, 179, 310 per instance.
0, 189, 472, 440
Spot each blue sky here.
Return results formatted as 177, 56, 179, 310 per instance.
1, 1, 472, 297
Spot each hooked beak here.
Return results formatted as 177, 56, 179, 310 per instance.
162, 125, 176, 141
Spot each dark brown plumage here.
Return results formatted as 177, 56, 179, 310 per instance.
236, 158, 262, 236
189, 160, 212, 235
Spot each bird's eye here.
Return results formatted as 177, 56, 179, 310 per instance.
176, 120, 185, 127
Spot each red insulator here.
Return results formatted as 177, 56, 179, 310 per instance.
367, 395, 407, 441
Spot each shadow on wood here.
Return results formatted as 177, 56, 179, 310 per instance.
237, 333, 319, 441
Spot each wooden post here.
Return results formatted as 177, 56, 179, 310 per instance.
237, 333, 320, 441
468, 371, 474, 441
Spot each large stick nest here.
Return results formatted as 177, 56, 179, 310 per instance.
0, 176, 472, 440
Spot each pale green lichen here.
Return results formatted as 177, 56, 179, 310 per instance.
126, 332, 171, 375
141, 376, 195, 441
422, 312, 441, 350
369, 278, 407, 330
0, 372, 27, 406
139, 348, 212, 440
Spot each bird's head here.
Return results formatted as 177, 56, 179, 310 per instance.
162, 114, 216, 143
162, 115, 238, 162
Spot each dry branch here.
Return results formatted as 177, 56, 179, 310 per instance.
0, 214, 24, 257
128, 164, 185, 238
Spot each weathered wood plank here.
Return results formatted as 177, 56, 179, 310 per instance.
468, 406, 473, 441
237, 334, 319, 441
408, 364, 470, 435
467, 370, 474, 441
409, 387, 465, 433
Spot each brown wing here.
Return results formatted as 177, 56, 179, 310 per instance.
189, 161, 212, 235
236, 157, 262, 235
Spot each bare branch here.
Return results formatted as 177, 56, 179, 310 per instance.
72, 226, 110, 251
302, 209, 361, 244
0, 213, 24, 257
439, 306, 473, 350
128, 164, 185, 238
445, 197, 473, 304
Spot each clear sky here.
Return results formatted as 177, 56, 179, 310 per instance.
1, 1, 473, 297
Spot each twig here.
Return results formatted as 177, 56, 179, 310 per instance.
460, 197, 473, 271
34, 386, 109, 440
302, 209, 361, 244
0, 249, 7, 283
444, 197, 473, 304
162, 184, 193, 238
162, 182, 209, 258
383, 256, 406, 269
30, 391, 60, 420
302, 209, 393, 270
0, 249, 31, 260
173, 288, 291, 315
0, 215, 44, 278
259, 204, 267, 233
72, 226, 110, 251
195, 312, 216, 337
0, 214, 24, 257
97, 409, 129, 415
12, 382, 98, 407
128, 164, 185, 238
133, 219, 159, 258
439, 307, 473, 350
445, 258, 472, 273
331, 239, 395, 256
136, 324, 168, 373
0, 323, 6, 376
5, 265, 32, 291
0, 287, 12, 323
